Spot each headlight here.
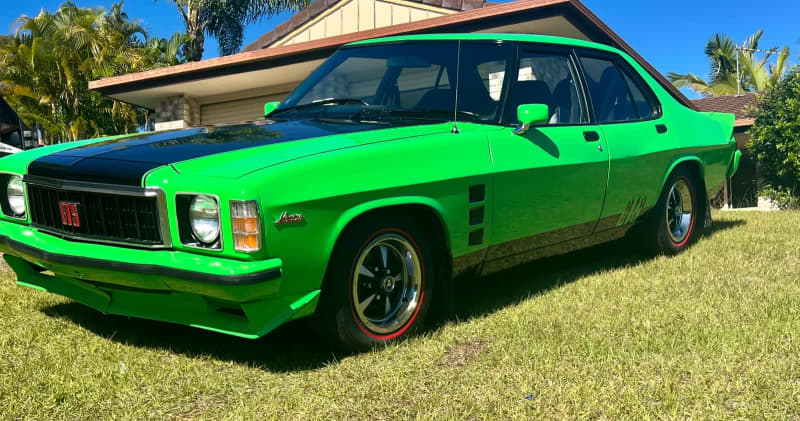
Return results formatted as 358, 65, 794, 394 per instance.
6, 175, 26, 216
189, 195, 220, 244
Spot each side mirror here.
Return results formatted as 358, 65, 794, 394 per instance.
264, 101, 280, 118
514, 104, 549, 135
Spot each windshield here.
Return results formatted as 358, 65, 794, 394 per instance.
274, 41, 515, 124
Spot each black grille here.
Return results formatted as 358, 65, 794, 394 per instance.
27, 184, 163, 246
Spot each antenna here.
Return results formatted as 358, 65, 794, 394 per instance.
735, 45, 786, 96
451, 41, 461, 134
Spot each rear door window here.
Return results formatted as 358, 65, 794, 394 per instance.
579, 56, 638, 123
579, 54, 661, 123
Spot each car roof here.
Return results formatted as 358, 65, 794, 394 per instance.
346, 33, 621, 55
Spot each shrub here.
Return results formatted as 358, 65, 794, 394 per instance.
748, 68, 800, 200
760, 185, 799, 210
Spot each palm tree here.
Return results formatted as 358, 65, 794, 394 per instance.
165, 0, 310, 62
669, 30, 790, 97
0, 2, 186, 142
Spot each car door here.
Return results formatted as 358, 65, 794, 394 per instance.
576, 52, 674, 231
488, 46, 610, 255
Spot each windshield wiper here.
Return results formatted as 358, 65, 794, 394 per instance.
378, 109, 482, 122
270, 98, 369, 116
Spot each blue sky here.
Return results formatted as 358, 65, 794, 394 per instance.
1, 0, 798, 98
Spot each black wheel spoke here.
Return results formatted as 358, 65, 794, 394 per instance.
351, 233, 423, 335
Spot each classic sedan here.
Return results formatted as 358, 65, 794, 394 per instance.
0, 34, 741, 350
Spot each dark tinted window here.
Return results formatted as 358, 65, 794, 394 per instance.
276, 41, 513, 124
579, 56, 638, 123
457, 42, 515, 121
619, 66, 659, 119
508, 51, 587, 125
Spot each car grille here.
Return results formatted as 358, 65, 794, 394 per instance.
26, 183, 165, 247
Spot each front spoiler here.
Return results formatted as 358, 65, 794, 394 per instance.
0, 223, 319, 339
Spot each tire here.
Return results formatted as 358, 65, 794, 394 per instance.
641, 168, 701, 254
316, 214, 435, 351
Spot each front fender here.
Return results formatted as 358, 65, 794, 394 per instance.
328, 196, 452, 254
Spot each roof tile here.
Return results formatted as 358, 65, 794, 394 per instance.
692, 93, 760, 120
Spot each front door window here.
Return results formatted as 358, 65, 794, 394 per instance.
506, 51, 588, 125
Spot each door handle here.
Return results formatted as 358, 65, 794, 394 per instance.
656, 124, 668, 134
583, 131, 600, 142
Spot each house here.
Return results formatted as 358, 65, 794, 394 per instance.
88, 0, 696, 130
693, 93, 759, 208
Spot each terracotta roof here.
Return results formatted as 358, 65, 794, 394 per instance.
243, 0, 494, 52
692, 93, 760, 120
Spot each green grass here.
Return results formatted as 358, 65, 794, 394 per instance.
2, 211, 800, 419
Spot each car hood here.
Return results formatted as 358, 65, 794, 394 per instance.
26, 119, 451, 185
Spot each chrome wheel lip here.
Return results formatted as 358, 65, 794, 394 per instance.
666, 178, 694, 245
351, 233, 423, 335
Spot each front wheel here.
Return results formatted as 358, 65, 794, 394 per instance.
316, 215, 435, 351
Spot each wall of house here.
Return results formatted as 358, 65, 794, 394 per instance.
275, 0, 451, 46
724, 128, 759, 208
154, 96, 200, 130
201, 93, 288, 125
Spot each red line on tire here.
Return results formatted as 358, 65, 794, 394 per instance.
348, 227, 426, 341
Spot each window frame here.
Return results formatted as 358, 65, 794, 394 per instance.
500, 42, 593, 128
573, 48, 663, 125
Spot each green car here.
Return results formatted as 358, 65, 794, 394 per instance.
0, 34, 740, 350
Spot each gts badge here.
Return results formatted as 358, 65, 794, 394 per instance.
274, 211, 304, 226
617, 196, 647, 226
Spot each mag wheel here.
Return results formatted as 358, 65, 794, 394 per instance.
665, 177, 695, 247
648, 168, 700, 254
350, 233, 424, 337
317, 214, 434, 351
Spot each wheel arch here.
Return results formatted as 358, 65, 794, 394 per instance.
659, 156, 709, 225
661, 157, 707, 195
328, 197, 452, 261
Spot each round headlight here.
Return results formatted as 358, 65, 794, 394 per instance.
7, 175, 26, 216
189, 195, 220, 244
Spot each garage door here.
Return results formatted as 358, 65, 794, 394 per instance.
200, 93, 289, 126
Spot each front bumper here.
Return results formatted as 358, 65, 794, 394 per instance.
0, 222, 319, 339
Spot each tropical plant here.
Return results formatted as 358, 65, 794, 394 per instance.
669, 30, 790, 97
748, 68, 800, 204
165, 0, 310, 62
0, 2, 186, 142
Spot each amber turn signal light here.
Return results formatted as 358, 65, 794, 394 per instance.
231, 200, 261, 252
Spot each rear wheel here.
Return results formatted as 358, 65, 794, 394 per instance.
640, 168, 701, 254
316, 214, 434, 351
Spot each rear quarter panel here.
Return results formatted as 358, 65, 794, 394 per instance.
616, 51, 735, 207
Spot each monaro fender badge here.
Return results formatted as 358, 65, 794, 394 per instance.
274, 211, 304, 226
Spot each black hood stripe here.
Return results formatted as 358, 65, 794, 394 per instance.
27, 119, 376, 186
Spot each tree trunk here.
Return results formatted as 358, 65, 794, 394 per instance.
183, 6, 205, 62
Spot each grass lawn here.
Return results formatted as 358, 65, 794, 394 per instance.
1, 211, 799, 419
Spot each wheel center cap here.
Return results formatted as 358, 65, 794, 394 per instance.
382, 276, 396, 293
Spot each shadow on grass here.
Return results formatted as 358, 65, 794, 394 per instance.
40, 219, 745, 372
453, 218, 745, 321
